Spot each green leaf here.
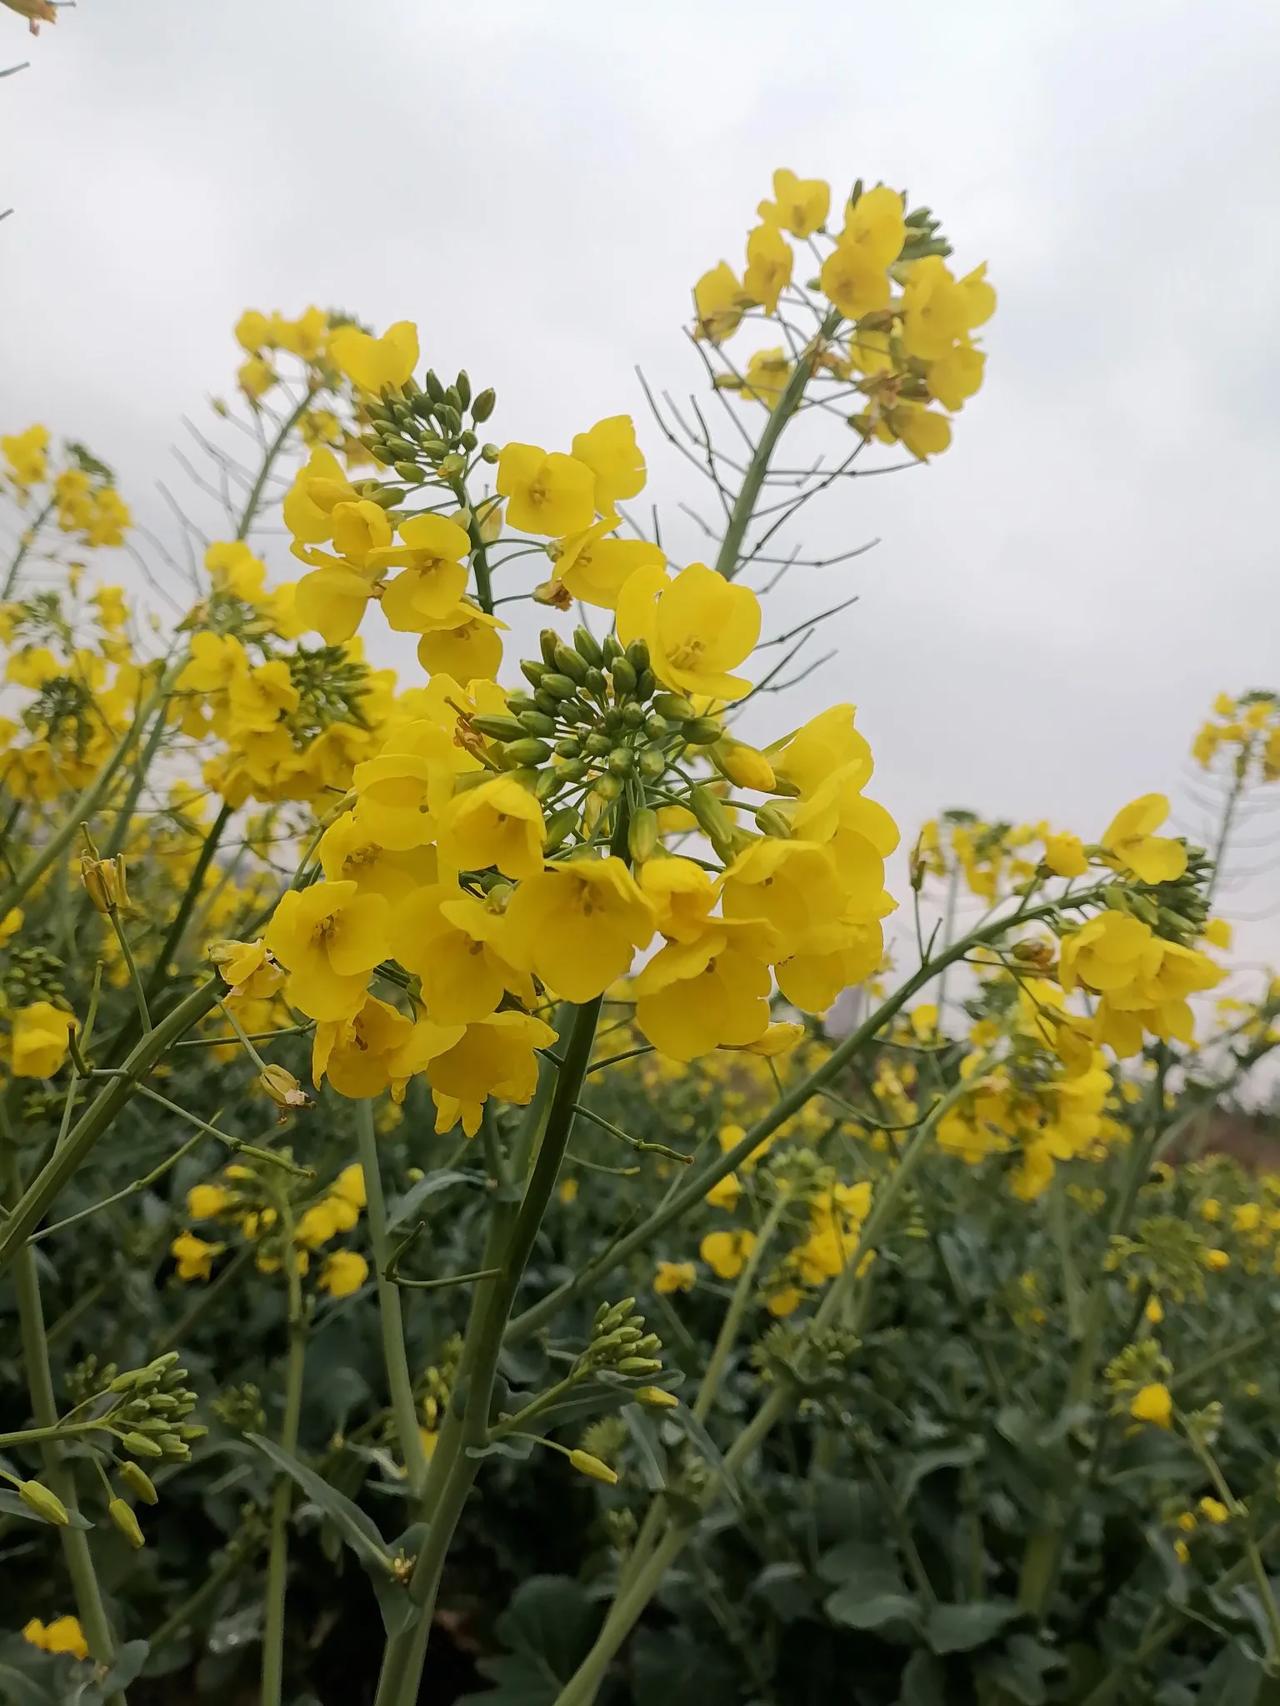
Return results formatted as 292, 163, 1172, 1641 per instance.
925, 1599, 1020, 1653
632, 1629, 740, 1706
0, 1662, 56, 1706
824, 1580, 921, 1635
899, 1650, 946, 1705
101, 1641, 149, 1691
976, 1633, 1064, 1705
387, 1168, 483, 1230
245, 1432, 391, 1576
897, 1437, 984, 1504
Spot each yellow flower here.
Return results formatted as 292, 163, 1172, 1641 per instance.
705, 1173, 741, 1211
313, 995, 416, 1097
900, 256, 995, 361
23, 1616, 89, 1661
283, 447, 360, 545
633, 918, 777, 1060
318, 817, 440, 904
1129, 1383, 1173, 1427
819, 186, 906, 319
9, 1001, 75, 1078
737, 348, 793, 408
926, 342, 986, 411
700, 1228, 757, 1280
295, 565, 378, 644
637, 856, 718, 943
550, 518, 663, 611
654, 1260, 696, 1295
757, 169, 830, 237
743, 223, 793, 312
426, 1010, 558, 1134
206, 540, 267, 604
693, 262, 751, 342
437, 775, 546, 881
318, 1249, 369, 1298
397, 886, 532, 1023
3, 424, 50, 486
1044, 831, 1088, 878
1203, 917, 1232, 950
187, 1183, 234, 1221
416, 604, 506, 682
367, 513, 471, 632
170, 1231, 224, 1282
1204, 1248, 1230, 1272
570, 416, 645, 509
616, 562, 760, 701
497, 443, 596, 537
502, 856, 654, 1003
1101, 794, 1187, 885
328, 319, 419, 394
265, 880, 392, 1021
238, 355, 277, 400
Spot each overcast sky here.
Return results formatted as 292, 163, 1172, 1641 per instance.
3, 0, 1278, 984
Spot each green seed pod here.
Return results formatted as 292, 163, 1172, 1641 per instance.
637, 747, 666, 780
539, 628, 561, 667
393, 460, 421, 484
584, 732, 613, 758
108, 1498, 145, 1550
625, 638, 651, 674
628, 808, 659, 863
553, 644, 588, 683
455, 370, 472, 407
471, 387, 496, 423
506, 738, 552, 767
518, 710, 557, 738
471, 714, 526, 742
682, 717, 722, 746
119, 1461, 158, 1506
555, 736, 582, 759
608, 748, 634, 777
540, 673, 580, 702
520, 659, 547, 688
573, 625, 603, 666
653, 692, 696, 721
611, 657, 637, 696
18, 1480, 69, 1526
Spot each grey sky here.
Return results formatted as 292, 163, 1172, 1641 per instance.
3, 0, 1278, 982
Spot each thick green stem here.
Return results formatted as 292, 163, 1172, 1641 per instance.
713, 311, 840, 581
356, 1099, 429, 1494
3, 1144, 126, 1704
260, 1222, 307, 1706
236, 394, 311, 541
0, 980, 223, 1275
1205, 762, 1245, 911
509, 894, 1101, 1347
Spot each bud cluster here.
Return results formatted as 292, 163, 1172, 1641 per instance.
1102, 844, 1213, 945
362, 367, 497, 488
97, 1352, 205, 1465
752, 1321, 862, 1396
578, 1296, 663, 1380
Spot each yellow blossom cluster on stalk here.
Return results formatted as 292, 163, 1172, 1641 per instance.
693, 168, 995, 459
1192, 689, 1280, 780
1, 429, 132, 548
176, 1158, 369, 1296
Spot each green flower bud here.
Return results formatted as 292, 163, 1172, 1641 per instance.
610, 657, 637, 696
119, 1461, 158, 1506
121, 1431, 164, 1459
109, 1498, 145, 1550
635, 669, 656, 702
584, 732, 613, 758
539, 673, 580, 702
455, 370, 472, 407
506, 738, 552, 767
18, 1480, 69, 1526
534, 688, 561, 717
518, 710, 557, 738
621, 703, 645, 729
583, 666, 607, 698
471, 388, 496, 423
471, 714, 526, 742
653, 692, 695, 721
553, 644, 589, 683
637, 747, 666, 780
533, 768, 561, 803
690, 786, 733, 853
608, 748, 634, 777
460, 429, 478, 452
617, 1356, 663, 1375
505, 690, 538, 715
573, 626, 603, 666
682, 717, 722, 746
644, 713, 671, 739
394, 460, 421, 483
544, 807, 579, 849
755, 804, 793, 839
520, 659, 548, 688
592, 774, 623, 802
424, 369, 445, 402
602, 633, 624, 663
539, 629, 561, 667
555, 758, 586, 783
371, 485, 405, 507
481, 443, 500, 463
554, 736, 582, 759
625, 638, 650, 674
638, 1386, 679, 1409
628, 808, 659, 863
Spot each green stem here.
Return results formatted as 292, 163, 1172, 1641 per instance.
107, 907, 152, 1032
508, 897, 1101, 1346
0, 979, 223, 1275
154, 1244, 254, 1354
260, 1211, 307, 1706
237, 394, 311, 541
1, 496, 53, 600
0, 684, 163, 924
712, 311, 839, 581
356, 1099, 429, 1494
692, 1195, 786, 1424
1205, 762, 1245, 911
2, 1143, 126, 1704
143, 800, 234, 1003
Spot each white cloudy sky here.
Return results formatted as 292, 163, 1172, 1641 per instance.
3, 0, 1279, 981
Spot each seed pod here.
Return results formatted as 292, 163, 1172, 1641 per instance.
553, 644, 588, 683
628, 808, 659, 863
119, 1462, 158, 1506
653, 692, 696, 721
573, 625, 603, 666
18, 1480, 69, 1526
108, 1498, 145, 1550
471, 387, 496, 423
540, 672, 580, 702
